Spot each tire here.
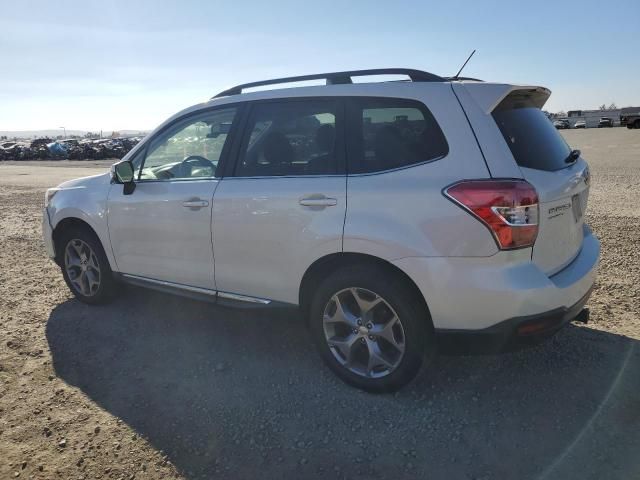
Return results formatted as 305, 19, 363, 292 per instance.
57, 226, 116, 305
635, 120, 640, 129
309, 264, 434, 393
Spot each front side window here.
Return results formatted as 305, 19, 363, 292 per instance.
348, 98, 448, 174
139, 107, 237, 181
235, 101, 339, 177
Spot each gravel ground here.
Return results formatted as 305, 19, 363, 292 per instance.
1, 128, 639, 479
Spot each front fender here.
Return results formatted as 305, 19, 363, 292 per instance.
48, 181, 117, 271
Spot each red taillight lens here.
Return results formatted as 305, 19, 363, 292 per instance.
445, 180, 539, 250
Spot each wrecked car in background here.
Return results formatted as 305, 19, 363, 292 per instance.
0, 137, 142, 161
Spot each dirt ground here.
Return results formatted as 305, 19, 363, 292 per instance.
1, 127, 639, 479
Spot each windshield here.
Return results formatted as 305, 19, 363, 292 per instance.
492, 106, 571, 171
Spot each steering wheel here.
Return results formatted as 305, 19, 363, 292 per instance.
181, 155, 215, 176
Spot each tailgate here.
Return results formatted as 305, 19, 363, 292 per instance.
520, 162, 589, 275
488, 88, 590, 275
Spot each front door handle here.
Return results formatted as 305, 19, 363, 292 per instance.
299, 195, 338, 207
182, 199, 209, 209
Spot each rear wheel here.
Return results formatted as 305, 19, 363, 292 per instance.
635, 120, 640, 129
309, 265, 434, 392
57, 227, 116, 304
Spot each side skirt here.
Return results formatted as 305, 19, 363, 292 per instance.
114, 273, 296, 310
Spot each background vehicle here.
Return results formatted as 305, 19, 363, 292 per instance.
43, 69, 599, 392
574, 120, 587, 128
620, 107, 640, 129
553, 119, 570, 129
597, 117, 613, 128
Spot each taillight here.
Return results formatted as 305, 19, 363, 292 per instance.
444, 180, 539, 250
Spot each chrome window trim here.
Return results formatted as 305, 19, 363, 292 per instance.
346, 155, 448, 177
135, 176, 220, 184
222, 174, 345, 181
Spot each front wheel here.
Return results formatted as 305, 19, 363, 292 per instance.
58, 227, 116, 304
309, 265, 434, 393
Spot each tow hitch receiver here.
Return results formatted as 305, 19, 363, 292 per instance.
573, 308, 590, 324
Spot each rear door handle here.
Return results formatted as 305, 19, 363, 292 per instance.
299, 195, 338, 207
182, 199, 209, 209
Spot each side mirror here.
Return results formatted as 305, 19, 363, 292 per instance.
111, 161, 136, 194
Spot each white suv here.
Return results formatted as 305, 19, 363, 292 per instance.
43, 69, 599, 392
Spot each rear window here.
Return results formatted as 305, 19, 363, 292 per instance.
492, 99, 571, 172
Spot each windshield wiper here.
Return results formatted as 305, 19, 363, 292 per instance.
564, 149, 581, 164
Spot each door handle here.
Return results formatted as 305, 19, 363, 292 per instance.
182, 199, 209, 209
299, 195, 338, 207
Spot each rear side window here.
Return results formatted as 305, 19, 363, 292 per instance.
347, 98, 448, 174
492, 95, 571, 171
235, 100, 340, 177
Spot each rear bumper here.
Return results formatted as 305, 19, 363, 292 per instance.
435, 287, 592, 354
392, 225, 600, 348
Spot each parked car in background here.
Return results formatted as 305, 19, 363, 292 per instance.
620, 107, 640, 129
43, 68, 599, 392
597, 117, 613, 128
553, 119, 570, 129
574, 120, 587, 129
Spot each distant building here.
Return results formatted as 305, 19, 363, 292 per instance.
566, 109, 621, 128
621, 107, 640, 115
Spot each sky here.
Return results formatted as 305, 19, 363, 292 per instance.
1, 0, 638, 132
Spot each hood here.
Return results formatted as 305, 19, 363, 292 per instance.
57, 172, 111, 189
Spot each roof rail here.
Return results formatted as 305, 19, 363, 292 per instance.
213, 68, 446, 98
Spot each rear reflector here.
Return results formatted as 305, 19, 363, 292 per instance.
517, 318, 559, 336
444, 180, 539, 250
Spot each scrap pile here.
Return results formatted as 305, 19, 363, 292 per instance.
0, 137, 142, 161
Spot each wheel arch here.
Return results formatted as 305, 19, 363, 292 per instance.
299, 252, 430, 318
52, 217, 107, 266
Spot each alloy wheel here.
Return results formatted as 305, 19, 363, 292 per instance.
322, 287, 406, 378
64, 239, 101, 297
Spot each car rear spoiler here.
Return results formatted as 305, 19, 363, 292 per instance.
457, 83, 551, 114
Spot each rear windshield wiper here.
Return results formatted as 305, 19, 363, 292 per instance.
564, 149, 581, 164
